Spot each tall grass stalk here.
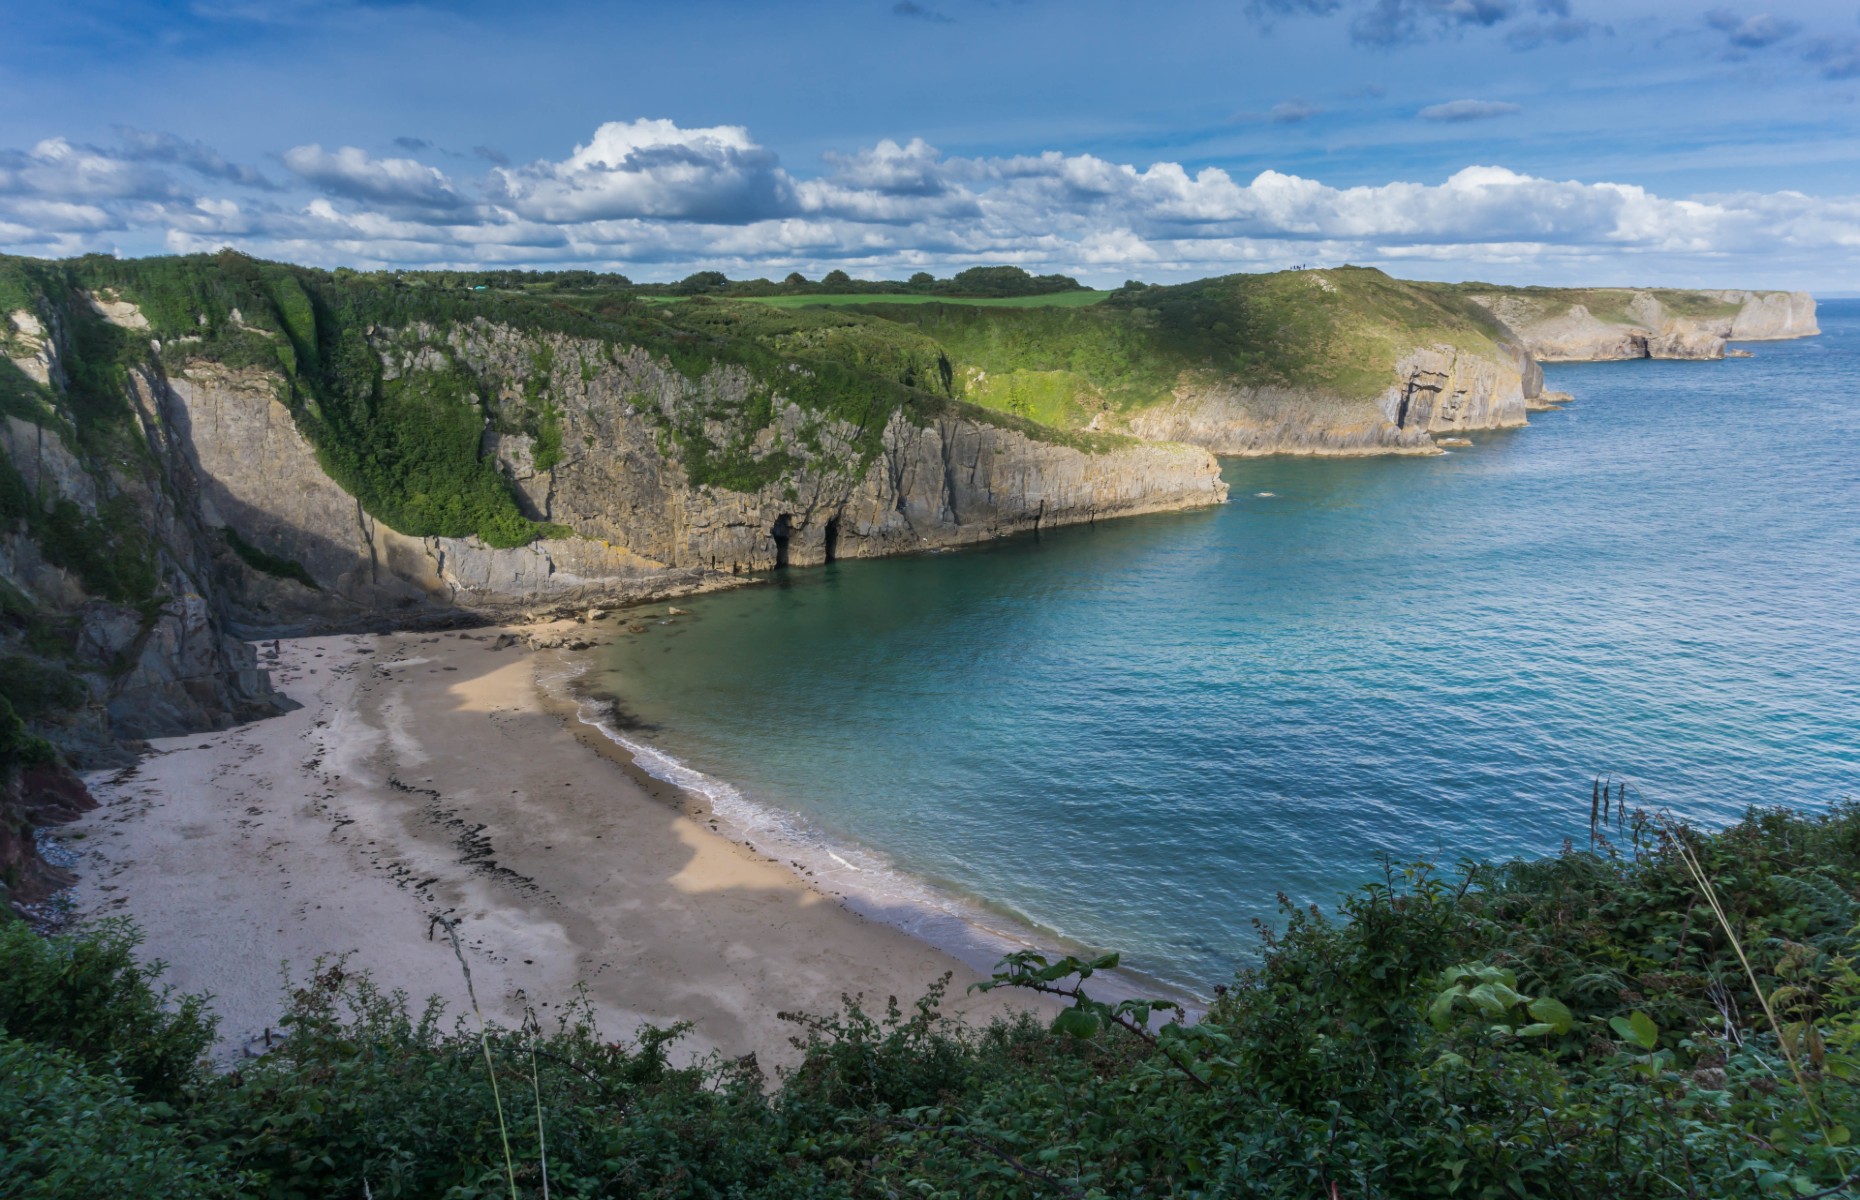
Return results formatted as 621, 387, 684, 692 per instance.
527, 1008, 550, 1200
1663, 821, 1828, 1133
433, 916, 519, 1200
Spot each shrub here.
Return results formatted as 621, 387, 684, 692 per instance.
0, 919, 215, 1101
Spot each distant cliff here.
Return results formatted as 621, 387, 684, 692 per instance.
874, 267, 1540, 457
1431, 285, 1819, 362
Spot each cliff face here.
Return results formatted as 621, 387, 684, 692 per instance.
1464, 289, 1819, 362
1117, 342, 1531, 456
156, 324, 1225, 623
3, 308, 281, 753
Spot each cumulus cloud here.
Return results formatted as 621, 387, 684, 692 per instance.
489, 119, 790, 223
3, 119, 1859, 286
282, 144, 466, 211
1418, 98, 1522, 121
0, 138, 185, 202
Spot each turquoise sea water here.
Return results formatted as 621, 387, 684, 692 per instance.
583, 302, 1860, 994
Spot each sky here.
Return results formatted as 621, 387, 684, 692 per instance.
2, 0, 1858, 288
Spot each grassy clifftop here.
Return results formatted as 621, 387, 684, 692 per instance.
865, 267, 1517, 428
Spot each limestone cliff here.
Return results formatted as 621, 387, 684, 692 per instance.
1457, 288, 1819, 362
1116, 341, 1532, 456
3, 305, 280, 755
159, 323, 1226, 623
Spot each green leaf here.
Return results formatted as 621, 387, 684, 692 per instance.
1526, 996, 1574, 1035
1610, 1011, 1658, 1050
1428, 989, 1460, 1031
1516, 1023, 1557, 1038
1466, 983, 1510, 1017
1052, 1008, 1100, 1039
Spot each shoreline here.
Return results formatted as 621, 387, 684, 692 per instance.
64, 622, 1055, 1070
545, 613, 1208, 1012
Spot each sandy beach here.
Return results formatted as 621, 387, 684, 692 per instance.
66, 619, 1045, 1069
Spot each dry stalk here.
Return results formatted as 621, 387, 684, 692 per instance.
1664, 825, 1828, 1134
432, 915, 520, 1200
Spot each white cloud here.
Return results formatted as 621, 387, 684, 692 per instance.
3, 119, 1859, 288
282, 144, 466, 210
1, 138, 185, 201
1418, 99, 1522, 121
489, 119, 790, 223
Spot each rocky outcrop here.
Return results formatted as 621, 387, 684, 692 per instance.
1726, 291, 1820, 341
0, 761, 95, 913
1117, 342, 1530, 456
1467, 289, 1819, 362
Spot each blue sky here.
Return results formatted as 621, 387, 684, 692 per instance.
2, 0, 1857, 287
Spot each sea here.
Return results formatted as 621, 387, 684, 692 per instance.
569, 300, 1860, 997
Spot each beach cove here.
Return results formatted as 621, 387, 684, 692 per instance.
66, 625, 1051, 1068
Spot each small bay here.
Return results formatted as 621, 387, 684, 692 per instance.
584, 301, 1860, 994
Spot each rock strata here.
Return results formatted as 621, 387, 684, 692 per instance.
158, 325, 1226, 623
1120, 342, 1529, 455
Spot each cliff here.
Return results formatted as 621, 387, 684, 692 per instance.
1119, 342, 1532, 456
0, 254, 1225, 748
0, 255, 1820, 765
872, 267, 1539, 456
1434, 286, 1820, 362
161, 337, 1224, 620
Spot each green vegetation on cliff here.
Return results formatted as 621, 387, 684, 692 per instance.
0, 448, 158, 606
2, 253, 1518, 554
1419, 281, 1747, 326
2, 804, 1857, 1197
863, 267, 1517, 427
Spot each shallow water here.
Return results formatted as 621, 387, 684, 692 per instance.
586, 302, 1860, 993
